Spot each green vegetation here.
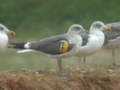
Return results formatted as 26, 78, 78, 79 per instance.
0, 49, 119, 71
0, 0, 120, 70
0, 0, 120, 38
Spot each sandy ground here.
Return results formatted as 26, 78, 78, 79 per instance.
0, 65, 120, 90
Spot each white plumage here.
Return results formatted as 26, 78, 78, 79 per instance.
0, 31, 8, 52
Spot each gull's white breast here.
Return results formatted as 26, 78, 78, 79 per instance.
77, 31, 105, 56
0, 32, 8, 52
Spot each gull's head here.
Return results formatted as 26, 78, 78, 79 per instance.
67, 24, 85, 35
0, 24, 15, 36
90, 21, 112, 32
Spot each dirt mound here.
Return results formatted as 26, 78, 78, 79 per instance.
0, 65, 120, 90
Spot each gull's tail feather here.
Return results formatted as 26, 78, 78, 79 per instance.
8, 42, 27, 49
17, 49, 36, 53
8, 42, 36, 53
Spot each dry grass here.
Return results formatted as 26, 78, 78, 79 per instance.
0, 65, 119, 90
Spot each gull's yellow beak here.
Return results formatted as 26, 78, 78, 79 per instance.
104, 27, 112, 31
7, 30, 16, 36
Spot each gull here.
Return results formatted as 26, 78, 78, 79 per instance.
0, 24, 15, 52
104, 22, 120, 65
76, 21, 112, 64
9, 24, 85, 74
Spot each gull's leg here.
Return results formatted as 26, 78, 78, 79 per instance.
112, 49, 116, 65
83, 56, 87, 64
57, 58, 63, 74
77, 56, 87, 64
77, 56, 83, 64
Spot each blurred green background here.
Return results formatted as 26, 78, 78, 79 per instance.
0, 0, 120, 71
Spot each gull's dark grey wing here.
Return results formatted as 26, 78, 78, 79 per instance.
78, 29, 89, 46
11, 34, 74, 55
80, 33, 89, 46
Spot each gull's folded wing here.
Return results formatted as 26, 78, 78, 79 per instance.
11, 34, 74, 55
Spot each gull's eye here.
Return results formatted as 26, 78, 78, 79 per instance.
0, 27, 3, 30
73, 27, 81, 31
95, 24, 102, 28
